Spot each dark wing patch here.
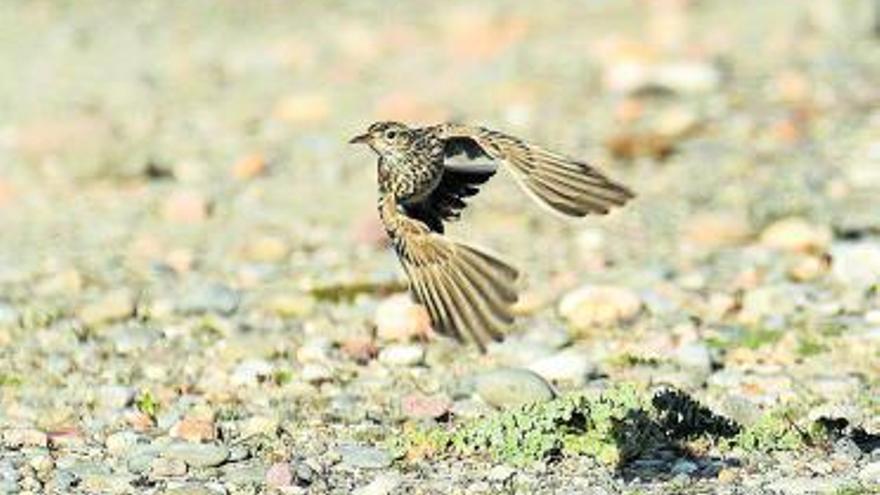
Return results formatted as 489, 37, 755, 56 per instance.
444, 136, 489, 160
402, 167, 496, 234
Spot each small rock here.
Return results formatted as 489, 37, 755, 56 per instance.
487, 465, 516, 482
242, 235, 288, 263
126, 445, 162, 474
788, 254, 829, 282
80, 474, 133, 494
162, 189, 210, 223
96, 385, 136, 410
296, 338, 332, 363
374, 294, 432, 342
831, 242, 880, 288
170, 416, 216, 442
301, 363, 333, 384
264, 292, 315, 318
378, 344, 425, 367
162, 484, 219, 495
231, 359, 273, 387
401, 394, 451, 420
682, 212, 752, 248
265, 462, 293, 488
2, 428, 48, 448
559, 285, 641, 328
107, 325, 160, 355
341, 336, 379, 363
759, 217, 831, 252
29, 453, 54, 474
79, 290, 134, 326
338, 444, 392, 469
177, 283, 239, 315
859, 461, 880, 484
240, 415, 279, 439
222, 461, 268, 485
106, 431, 138, 456
527, 349, 596, 384
151, 457, 187, 477
353, 472, 402, 495
671, 459, 698, 476
474, 368, 555, 409
673, 343, 712, 374
164, 443, 229, 469
231, 153, 267, 180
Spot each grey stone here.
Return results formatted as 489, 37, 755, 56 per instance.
474, 368, 555, 409
164, 443, 229, 469
377, 344, 425, 367
338, 444, 393, 469
527, 348, 597, 384
673, 342, 713, 373
221, 461, 267, 485
860, 461, 880, 484
177, 283, 240, 315
353, 472, 402, 495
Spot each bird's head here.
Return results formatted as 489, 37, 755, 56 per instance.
349, 121, 413, 157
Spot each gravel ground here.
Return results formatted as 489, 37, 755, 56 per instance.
1, 1, 879, 494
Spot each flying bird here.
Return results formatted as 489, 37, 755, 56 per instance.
350, 121, 634, 350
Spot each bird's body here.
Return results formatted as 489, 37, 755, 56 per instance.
351, 121, 634, 350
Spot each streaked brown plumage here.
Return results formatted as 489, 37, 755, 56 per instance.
350, 121, 634, 350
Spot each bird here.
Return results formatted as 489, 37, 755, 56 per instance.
350, 121, 634, 351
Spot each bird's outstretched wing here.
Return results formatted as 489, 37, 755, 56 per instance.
380, 194, 518, 351
438, 123, 635, 217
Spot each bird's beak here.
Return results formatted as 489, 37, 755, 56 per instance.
349, 133, 369, 145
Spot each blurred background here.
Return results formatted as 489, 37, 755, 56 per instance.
0, 0, 879, 492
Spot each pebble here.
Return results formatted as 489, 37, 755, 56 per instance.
264, 292, 316, 318
240, 415, 279, 439
80, 473, 134, 494
859, 461, 880, 484
527, 349, 597, 384
673, 343, 712, 374
487, 465, 516, 482
176, 283, 240, 315
164, 443, 229, 469
488, 338, 555, 366
301, 363, 333, 383
96, 385, 135, 410
353, 472, 402, 495
559, 285, 641, 329
265, 462, 293, 488
151, 457, 188, 477
474, 368, 555, 409
759, 217, 831, 252
107, 325, 160, 355
338, 444, 393, 469
682, 212, 752, 248
831, 242, 880, 288
374, 294, 431, 342
222, 461, 268, 485
170, 416, 216, 442
2, 428, 48, 448
78, 290, 135, 326
162, 189, 210, 223
105, 431, 138, 456
401, 393, 451, 420
162, 483, 220, 495
378, 343, 425, 367
671, 459, 698, 476
231, 359, 273, 387
231, 153, 267, 180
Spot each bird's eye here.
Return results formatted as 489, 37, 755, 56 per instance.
384, 130, 397, 140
